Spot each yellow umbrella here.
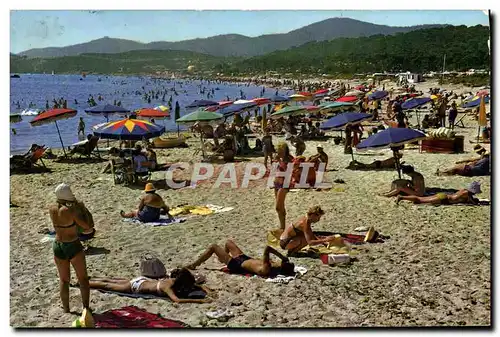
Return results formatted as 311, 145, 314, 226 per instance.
430, 95, 440, 100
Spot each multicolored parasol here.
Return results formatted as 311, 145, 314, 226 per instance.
93, 118, 165, 140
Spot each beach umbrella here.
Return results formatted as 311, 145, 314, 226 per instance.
269, 95, 290, 103
136, 108, 170, 119
476, 89, 489, 97
234, 99, 253, 104
319, 102, 355, 115
354, 85, 366, 91
10, 114, 22, 123
314, 89, 329, 95
368, 90, 388, 101
176, 108, 223, 124
216, 102, 257, 117
357, 128, 427, 178
218, 100, 234, 107
345, 90, 364, 97
336, 96, 359, 103
93, 118, 165, 141
85, 104, 130, 121
462, 95, 489, 108
30, 108, 78, 157
252, 98, 272, 106
401, 97, 432, 110
320, 112, 373, 131
270, 106, 307, 119
154, 105, 170, 112
185, 100, 218, 109
288, 94, 309, 102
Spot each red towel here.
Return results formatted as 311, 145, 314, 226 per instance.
93, 306, 188, 328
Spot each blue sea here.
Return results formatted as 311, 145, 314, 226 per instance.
10, 74, 288, 154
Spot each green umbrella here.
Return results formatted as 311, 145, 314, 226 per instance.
270, 106, 306, 119
176, 108, 223, 124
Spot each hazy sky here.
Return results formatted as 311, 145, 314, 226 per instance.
10, 10, 489, 53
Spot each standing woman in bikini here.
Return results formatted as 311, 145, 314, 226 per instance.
273, 142, 295, 229
49, 183, 93, 313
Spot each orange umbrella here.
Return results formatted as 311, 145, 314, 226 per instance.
136, 108, 170, 119
478, 95, 487, 127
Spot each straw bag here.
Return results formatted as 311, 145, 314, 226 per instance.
140, 253, 166, 279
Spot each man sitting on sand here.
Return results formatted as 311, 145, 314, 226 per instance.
397, 181, 484, 206
120, 183, 172, 222
185, 240, 295, 277
346, 152, 403, 170
88, 268, 213, 304
381, 165, 425, 197
279, 206, 344, 255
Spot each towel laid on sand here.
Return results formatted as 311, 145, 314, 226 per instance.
169, 204, 234, 216
267, 230, 350, 255
88, 287, 169, 300
93, 306, 188, 328
122, 216, 186, 227
221, 265, 307, 284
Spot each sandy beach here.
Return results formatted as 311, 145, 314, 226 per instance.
10, 80, 490, 327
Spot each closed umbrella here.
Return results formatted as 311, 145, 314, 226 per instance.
30, 108, 78, 157
93, 118, 165, 141
477, 95, 487, 143
357, 128, 427, 178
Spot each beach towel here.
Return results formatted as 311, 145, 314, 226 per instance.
122, 216, 186, 227
168, 204, 234, 217
220, 265, 308, 284
93, 306, 188, 328
267, 230, 350, 255
87, 287, 169, 300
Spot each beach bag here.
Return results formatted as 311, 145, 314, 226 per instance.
140, 253, 167, 279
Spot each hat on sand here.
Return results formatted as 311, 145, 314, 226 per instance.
55, 183, 76, 202
144, 183, 156, 193
467, 181, 482, 195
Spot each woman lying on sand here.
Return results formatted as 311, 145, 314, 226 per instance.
280, 206, 342, 255
396, 181, 483, 205
120, 183, 171, 222
49, 183, 93, 313
381, 165, 425, 197
88, 268, 212, 304
186, 240, 295, 277
436, 155, 490, 177
346, 152, 403, 170
454, 145, 489, 164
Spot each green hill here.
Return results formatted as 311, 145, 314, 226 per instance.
10, 50, 234, 74
224, 25, 490, 75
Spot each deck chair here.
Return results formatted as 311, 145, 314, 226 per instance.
10, 146, 47, 172
453, 113, 467, 128
110, 159, 135, 185
69, 136, 101, 159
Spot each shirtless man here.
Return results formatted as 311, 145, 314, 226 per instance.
186, 240, 295, 277
381, 165, 425, 197
49, 183, 93, 313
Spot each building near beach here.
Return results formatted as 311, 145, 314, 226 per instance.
397, 72, 423, 84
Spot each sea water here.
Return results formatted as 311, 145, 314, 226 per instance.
10, 74, 288, 154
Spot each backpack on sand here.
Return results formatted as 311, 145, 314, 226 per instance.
140, 253, 167, 279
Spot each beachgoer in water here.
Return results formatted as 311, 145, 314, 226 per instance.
279, 206, 340, 254
88, 268, 213, 303
381, 165, 425, 197
49, 183, 93, 313
397, 181, 483, 206
120, 183, 171, 222
78, 117, 85, 136
186, 240, 295, 277
273, 142, 294, 229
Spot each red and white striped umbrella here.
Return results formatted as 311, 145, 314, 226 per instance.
30, 108, 78, 156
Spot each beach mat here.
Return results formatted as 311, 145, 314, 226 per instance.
73, 285, 168, 300
169, 204, 234, 217
267, 230, 350, 255
93, 305, 188, 328
220, 265, 307, 284
122, 216, 186, 227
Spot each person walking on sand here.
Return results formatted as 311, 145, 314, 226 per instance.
49, 183, 93, 313
78, 117, 85, 136
273, 142, 294, 229
262, 129, 274, 170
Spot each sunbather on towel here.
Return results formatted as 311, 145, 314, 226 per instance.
454, 145, 488, 164
88, 268, 213, 304
280, 206, 341, 255
185, 240, 296, 277
381, 165, 425, 197
120, 183, 171, 222
346, 152, 403, 170
397, 181, 483, 206
436, 155, 490, 177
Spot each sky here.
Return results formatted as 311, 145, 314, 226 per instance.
10, 10, 489, 54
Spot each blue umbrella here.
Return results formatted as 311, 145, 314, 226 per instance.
185, 100, 218, 109
368, 90, 388, 101
462, 96, 490, 108
401, 97, 432, 110
85, 104, 130, 115
357, 128, 427, 178
217, 102, 257, 117
93, 118, 165, 141
320, 112, 373, 130
269, 95, 290, 103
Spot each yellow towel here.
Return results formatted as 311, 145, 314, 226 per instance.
266, 230, 350, 255
169, 205, 214, 216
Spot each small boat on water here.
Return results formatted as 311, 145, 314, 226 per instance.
152, 135, 187, 149
10, 74, 20, 78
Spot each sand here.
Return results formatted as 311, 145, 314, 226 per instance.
10, 80, 490, 327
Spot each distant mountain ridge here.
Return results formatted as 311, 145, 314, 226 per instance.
18, 17, 446, 58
